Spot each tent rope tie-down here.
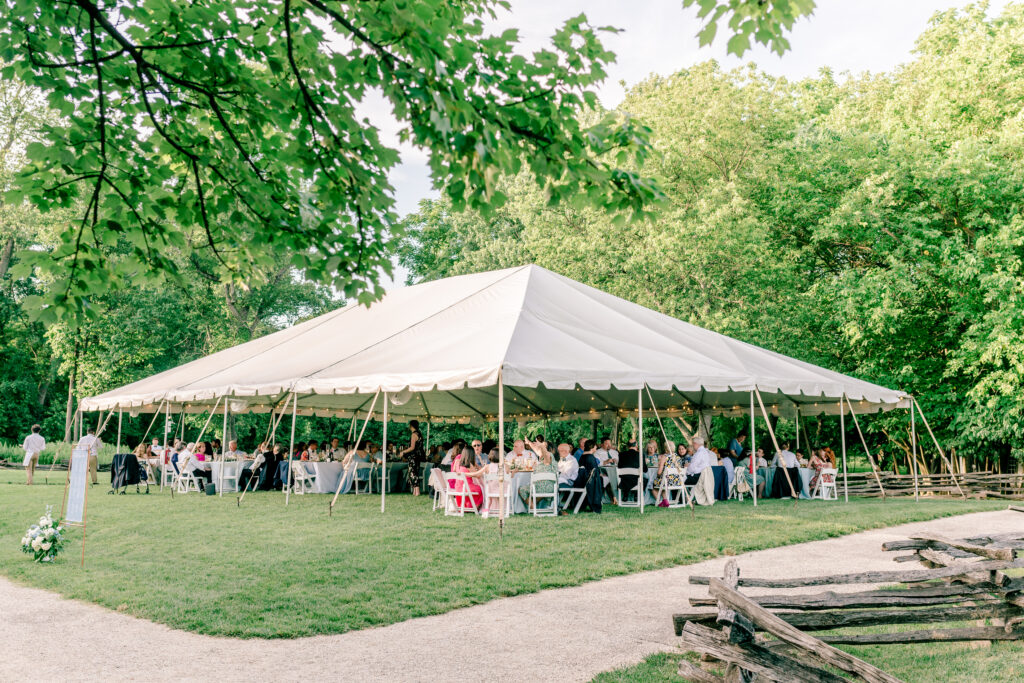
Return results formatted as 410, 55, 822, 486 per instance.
844, 393, 887, 497
912, 397, 966, 499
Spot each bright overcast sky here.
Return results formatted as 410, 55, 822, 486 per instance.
379, 0, 1007, 286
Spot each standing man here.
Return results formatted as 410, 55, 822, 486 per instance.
22, 424, 45, 485
78, 426, 102, 485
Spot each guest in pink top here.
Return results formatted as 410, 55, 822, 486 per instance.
449, 447, 486, 509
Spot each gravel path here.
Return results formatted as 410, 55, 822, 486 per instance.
2, 509, 1020, 682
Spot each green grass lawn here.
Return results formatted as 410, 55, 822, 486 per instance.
0, 469, 1008, 639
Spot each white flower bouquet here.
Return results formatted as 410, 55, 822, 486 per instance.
20, 506, 67, 563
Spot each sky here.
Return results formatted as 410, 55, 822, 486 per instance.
377, 0, 1008, 287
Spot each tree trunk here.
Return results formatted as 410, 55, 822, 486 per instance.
0, 235, 13, 282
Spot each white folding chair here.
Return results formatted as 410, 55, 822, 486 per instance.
444, 472, 478, 517
428, 468, 448, 511
161, 460, 176, 489
353, 462, 373, 494
616, 468, 641, 507
813, 467, 838, 500
559, 485, 587, 513
175, 455, 201, 493
291, 462, 317, 495
219, 460, 241, 493
481, 473, 513, 519
662, 467, 689, 508
529, 472, 558, 517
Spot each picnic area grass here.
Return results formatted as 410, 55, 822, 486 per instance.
0, 469, 1008, 639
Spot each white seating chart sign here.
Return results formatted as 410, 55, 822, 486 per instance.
66, 447, 89, 523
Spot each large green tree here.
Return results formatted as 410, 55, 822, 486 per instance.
0, 0, 664, 326
399, 4, 1024, 470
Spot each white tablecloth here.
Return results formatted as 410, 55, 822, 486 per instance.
310, 462, 345, 494
209, 461, 248, 492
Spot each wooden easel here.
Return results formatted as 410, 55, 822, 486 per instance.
60, 446, 90, 568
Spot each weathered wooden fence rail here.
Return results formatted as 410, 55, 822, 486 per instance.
673, 529, 1024, 681
844, 471, 1024, 499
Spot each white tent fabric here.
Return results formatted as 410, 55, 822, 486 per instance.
81, 265, 907, 420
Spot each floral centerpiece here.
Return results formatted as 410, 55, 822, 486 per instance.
20, 506, 67, 563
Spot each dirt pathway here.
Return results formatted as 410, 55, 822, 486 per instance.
2, 509, 1020, 682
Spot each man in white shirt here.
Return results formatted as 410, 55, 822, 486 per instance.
556, 442, 579, 487
22, 424, 45, 485
150, 438, 164, 458
595, 437, 619, 466
77, 427, 102, 485
685, 437, 713, 485
510, 439, 536, 468
771, 443, 799, 468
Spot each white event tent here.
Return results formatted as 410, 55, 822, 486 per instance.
81, 264, 942, 511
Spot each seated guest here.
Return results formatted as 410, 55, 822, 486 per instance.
556, 443, 579, 488
771, 442, 801, 499
510, 439, 536, 469
675, 442, 690, 467
616, 441, 641, 503
720, 451, 736, 486
211, 439, 222, 456
150, 438, 164, 458
651, 444, 684, 507
595, 437, 619, 466
574, 440, 603, 513
737, 448, 767, 498
441, 440, 464, 468
643, 439, 661, 470
188, 442, 214, 488
795, 449, 808, 468
132, 443, 153, 482
573, 437, 587, 460
223, 440, 246, 460
525, 435, 550, 464
685, 437, 713, 485
306, 440, 321, 461
450, 447, 486, 509
471, 439, 488, 467
808, 448, 828, 490
518, 446, 557, 509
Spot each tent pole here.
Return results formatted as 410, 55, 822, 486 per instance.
220, 402, 228, 497
795, 411, 799, 452
116, 409, 122, 455
381, 392, 388, 513
910, 397, 919, 502
754, 389, 797, 506
162, 402, 170, 492
844, 394, 887, 498
913, 397, 966, 499
329, 389, 380, 514
638, 388, 644, 514
285, 392, 297, 506
498, 371, 506, 531
750, 391, 757, 507
840, 398, 848, 503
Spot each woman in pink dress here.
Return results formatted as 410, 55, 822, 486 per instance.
449, 447, 486, 509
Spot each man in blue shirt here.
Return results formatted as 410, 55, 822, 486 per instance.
727, 432, 747, 462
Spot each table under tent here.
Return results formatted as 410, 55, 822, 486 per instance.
80, 265, 958, 516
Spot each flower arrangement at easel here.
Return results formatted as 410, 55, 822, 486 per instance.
20, 506, 67, 563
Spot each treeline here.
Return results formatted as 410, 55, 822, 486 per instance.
396, 5, 1024, 471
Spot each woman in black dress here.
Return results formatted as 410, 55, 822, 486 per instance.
400, 420, 426, 496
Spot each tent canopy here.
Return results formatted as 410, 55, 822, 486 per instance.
81, 265, 907, 422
